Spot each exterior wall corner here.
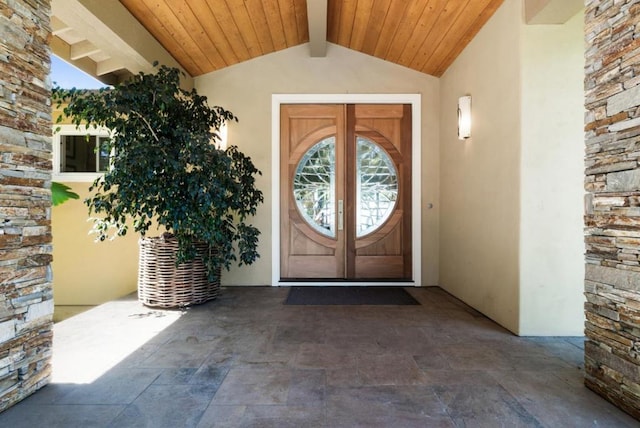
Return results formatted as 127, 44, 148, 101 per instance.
583, 0, 640, 419
0, 0, 54, 411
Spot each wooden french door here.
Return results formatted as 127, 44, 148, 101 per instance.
280, 104, 412, 280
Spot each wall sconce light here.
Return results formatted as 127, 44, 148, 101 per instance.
458, 95, 472, 140
219, 121, 228, 150
213, 122, 228, 150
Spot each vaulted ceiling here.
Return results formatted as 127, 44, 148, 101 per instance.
50, 0, 582, 85
117, 0, 504, 78
328, 0, 504, 77
118, 0, 311, 77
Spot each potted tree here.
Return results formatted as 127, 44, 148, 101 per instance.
53, 64, 263, 308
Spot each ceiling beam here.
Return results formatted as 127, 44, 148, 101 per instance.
51, 16, 72, 36
69, 40, 100, 60
96, 58, 123, 76
524, 0, 583, 24
307, 0, 328, 57
50, 37, 120, 86
51, 0, 193, 88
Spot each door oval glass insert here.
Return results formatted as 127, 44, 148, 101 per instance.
356, 136, 398, 237
293, 137, 336, 237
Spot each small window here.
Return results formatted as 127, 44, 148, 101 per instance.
60, 135, 109, 173
53, 125, 111, 181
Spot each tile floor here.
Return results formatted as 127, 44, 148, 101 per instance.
0, 286, 637, 427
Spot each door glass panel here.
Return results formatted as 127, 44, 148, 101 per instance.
356, 136, 398, 237
293, 137, 336, 237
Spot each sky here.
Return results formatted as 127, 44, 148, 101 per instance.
51, 55, 110, 89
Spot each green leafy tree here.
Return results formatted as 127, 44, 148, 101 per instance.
52, 64, 263, 279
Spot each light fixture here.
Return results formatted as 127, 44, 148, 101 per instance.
212, 121, 228, 150
457, 95, 472, 140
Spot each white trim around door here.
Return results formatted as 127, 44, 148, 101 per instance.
271, 94, 422, 287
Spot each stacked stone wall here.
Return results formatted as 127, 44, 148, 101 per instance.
0, 0, 53, 412
584, 0, 640, 419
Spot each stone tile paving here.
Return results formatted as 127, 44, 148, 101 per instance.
0, 287, 637, 427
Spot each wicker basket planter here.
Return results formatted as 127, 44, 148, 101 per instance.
138, 235, 220, 308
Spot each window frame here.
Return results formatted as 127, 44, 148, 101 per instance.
53, 124, 112, 182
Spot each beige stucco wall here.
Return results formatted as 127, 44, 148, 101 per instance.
439, 0, 522, 333
52, 185, 139, 305
519, 10, 585, 335
51, 107, 139, 305
440, 0, 584, 335
196, 43, 441, 286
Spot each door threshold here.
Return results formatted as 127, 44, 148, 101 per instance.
277, 280, 418, 287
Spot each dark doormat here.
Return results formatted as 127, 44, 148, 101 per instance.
284, 286, 420, 305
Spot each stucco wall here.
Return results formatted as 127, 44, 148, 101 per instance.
439, 0, 522, 333
519, 10, 585, 335
440, 0, 584, 335
51, 106, 139, 306
51, 185, 138, 305
196, 43, 441, 286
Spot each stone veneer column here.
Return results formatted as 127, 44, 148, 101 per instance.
0, 0, 54, 412
584, 0, 640, 419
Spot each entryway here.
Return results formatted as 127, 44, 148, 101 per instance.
280, 103, 412, 281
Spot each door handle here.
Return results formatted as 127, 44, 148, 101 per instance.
338, 199, 344, 231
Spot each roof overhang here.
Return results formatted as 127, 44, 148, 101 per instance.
51, 0, 193, 87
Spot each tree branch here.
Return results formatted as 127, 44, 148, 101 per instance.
130, 110, 160, 142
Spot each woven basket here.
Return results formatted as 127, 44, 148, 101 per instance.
138, 235, 220, 308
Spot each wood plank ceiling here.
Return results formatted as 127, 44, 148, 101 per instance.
119, 0, 504, 78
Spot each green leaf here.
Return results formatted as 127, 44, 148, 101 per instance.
51, 182, 80, 206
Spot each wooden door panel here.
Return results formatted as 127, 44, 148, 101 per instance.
350, 104, 412, 280
290, 225, 335, 256
354, 257, 404, 278
288, 256, 340, 278
355, 211, 403, 248
281, 104, 345, 279
356, 130, 404, 167
290, 216, 338, 248
356, 121, 401, 151
281, 103, 411, 281
356, 219, 403, 255
290, 124, 336, 155
354, 104, 404, 118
